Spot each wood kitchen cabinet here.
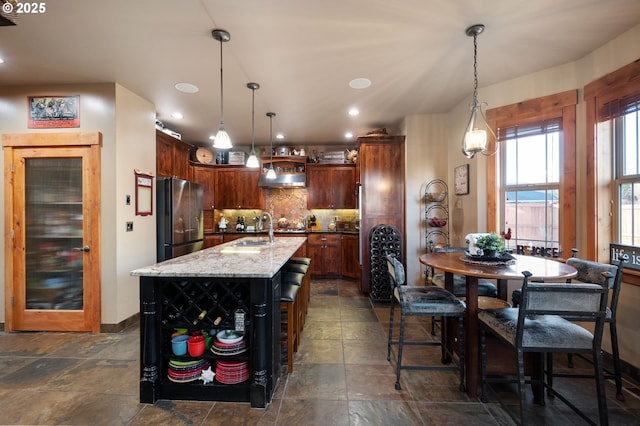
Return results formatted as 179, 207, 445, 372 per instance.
307, 233, 341, 277
357, 135, 406, 298
203, 234, 223, 248
156, 130, 192, 180
214, 167, 264, 209
341, 234, 360, 280
306, 164, 356, 209
192, 164, 216, 232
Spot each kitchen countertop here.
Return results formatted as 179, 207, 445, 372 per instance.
131, 236, 306, 278
212, 229, 359, 235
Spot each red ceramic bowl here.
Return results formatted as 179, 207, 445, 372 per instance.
187, 335, 205, 357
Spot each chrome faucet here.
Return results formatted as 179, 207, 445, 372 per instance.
259, 212, 275, 244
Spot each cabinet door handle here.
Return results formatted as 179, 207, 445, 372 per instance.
73, 245, 90, 252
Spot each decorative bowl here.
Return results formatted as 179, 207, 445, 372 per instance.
424, 192, 446, 203
428, 217, 447, 227
216, 330, 244, 344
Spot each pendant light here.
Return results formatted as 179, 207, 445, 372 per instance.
245, 82, 260, 168
461, 24, 496, 158
265, 112, 277, 179
212, 29, 232, 150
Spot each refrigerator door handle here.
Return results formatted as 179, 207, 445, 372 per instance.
358, 185, 362, 265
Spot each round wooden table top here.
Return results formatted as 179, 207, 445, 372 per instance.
419, 251, 577, 282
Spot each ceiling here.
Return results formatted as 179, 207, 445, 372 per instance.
2, 0, 640, 148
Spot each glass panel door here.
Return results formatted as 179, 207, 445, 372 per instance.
25, 158, 84, 310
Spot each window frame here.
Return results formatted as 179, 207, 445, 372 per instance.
485, 90, 577, 257
585, 59, 640, 284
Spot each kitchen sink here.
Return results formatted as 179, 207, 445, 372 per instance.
233, 238, 272, 246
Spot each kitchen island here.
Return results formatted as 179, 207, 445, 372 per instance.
131, 236, 306, 408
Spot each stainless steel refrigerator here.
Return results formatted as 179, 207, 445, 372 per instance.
156, 177, 204, 262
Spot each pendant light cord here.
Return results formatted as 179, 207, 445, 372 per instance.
472, 32, 478, 106
219, 38, 224, 127
251, 88, 255, 151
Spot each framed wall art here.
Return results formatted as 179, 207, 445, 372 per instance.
28, 95, 80, 128
135, 171, 153, 216
454, 164, 469, 195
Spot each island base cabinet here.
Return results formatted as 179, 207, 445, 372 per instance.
139, 274, 281, 408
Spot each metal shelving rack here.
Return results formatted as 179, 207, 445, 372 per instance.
423, 179, 449, 282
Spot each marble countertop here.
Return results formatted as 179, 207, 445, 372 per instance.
212, 229, 359, 235
130, 236, 306, 278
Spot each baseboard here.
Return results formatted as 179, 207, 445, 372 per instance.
100, 312, 140, 333
0, 313, 140, 333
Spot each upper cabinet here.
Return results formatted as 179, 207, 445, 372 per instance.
214, 167, 264, 209
306, 164, 356, 209
156, 130, 193, 181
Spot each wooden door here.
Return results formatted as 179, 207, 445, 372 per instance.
331, 166, 356, 208
341, 234, 360, 279
214, 168, 238, 208
306, 166, 332, 208
4, 132, 101, 332
236, 169, 263, 208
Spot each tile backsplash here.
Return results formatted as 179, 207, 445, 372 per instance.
215, 188, 358, 231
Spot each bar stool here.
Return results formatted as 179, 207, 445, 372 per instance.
287, 256, 312, 310
283, 263, 310, 324
282, 270, 306, 336
280, 281, 300, 373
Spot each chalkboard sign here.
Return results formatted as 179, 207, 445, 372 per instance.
610, 243, 640, 271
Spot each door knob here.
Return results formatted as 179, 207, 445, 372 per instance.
73, 245, 90, 252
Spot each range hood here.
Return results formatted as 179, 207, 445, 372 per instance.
258, 172, 306, 188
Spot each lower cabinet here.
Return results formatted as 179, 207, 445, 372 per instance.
308, 233, 342, 277
138, 274, 281, 408
204, 234, 223, 248
341, 234, 360, 280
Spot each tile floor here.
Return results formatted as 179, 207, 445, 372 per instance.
1, 278, 639, 425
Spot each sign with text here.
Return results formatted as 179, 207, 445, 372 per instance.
610, 243, 640, 271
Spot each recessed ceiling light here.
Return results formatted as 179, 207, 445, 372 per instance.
348, 108, 359, 116
171, 112, 184, 119
349, 78, 371, 89
276, 133, 284, 139
0, 57, 4, 64
175, 82, 199, 93
209, 135, 216, 140
345, 132, 354, 139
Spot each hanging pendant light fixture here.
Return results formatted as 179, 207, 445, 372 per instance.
265, 112, 277, 179
245, 82, 261, 168
461, 24, 496, 158
212, 29, 232, 150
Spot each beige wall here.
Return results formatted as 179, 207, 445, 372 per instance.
404, 23, 640, 367
0, 82, 156, 327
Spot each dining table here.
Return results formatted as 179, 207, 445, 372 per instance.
419, 251, 578, 399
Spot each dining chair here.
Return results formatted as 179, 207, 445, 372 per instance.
385, 254, 465, 391
479, 271, 610, 426
429, 246, 498, 335
512, 250, 624, 401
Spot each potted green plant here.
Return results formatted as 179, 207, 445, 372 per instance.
474, 233, 505, 257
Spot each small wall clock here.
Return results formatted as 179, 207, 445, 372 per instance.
454, 164, 469, 195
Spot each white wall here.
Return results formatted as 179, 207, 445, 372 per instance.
113, 84, 156, 324
404, 114, 449, 285
0, 82, 156, 327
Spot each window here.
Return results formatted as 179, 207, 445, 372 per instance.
486, 90, 577, 257
614, 99, 640, 245
501, 120, 562, 252
585, 59, 640, 267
